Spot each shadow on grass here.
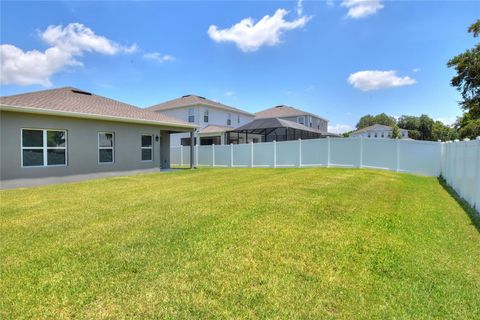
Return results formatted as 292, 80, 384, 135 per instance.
439, 177, 480, 234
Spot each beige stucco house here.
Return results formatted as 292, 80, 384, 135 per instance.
147, 95, 255, 146
0, 87, 197, 181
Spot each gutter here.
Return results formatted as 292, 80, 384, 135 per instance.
0, 104, 199, 130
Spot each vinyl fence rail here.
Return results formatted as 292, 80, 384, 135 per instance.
171, 137, 480, 213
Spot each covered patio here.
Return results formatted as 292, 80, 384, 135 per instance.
226, 117, 337, 144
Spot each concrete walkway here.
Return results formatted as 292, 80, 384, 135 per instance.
0, 168, 174, 190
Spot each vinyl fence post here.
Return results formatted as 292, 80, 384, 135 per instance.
327, 136, 331, 167
230, 143, 234, 168
273, 140, 277, 168
250, 142, 254, 168
212, 144, 215, 167
359, 137, 363, 168
195, 144, 199, 168
461, 139, 469, 198
298, 139, 302, 168
474, 137, 480, 211
395, 138, 400, 172
180, 146, 183, 167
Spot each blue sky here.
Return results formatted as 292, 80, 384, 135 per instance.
1, 1, 479, 132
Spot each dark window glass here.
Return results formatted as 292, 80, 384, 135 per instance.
141, 135, 152, 147
188, 115, 195, 123
47, 131, 66, 147
47, 149, 66, 165
99, 133, 113, 147
23, 149, 44, 166
22, 130, 43, 147
99, 149, 113, 163
141, 149, 152, 161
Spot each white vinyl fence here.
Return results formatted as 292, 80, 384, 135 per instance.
171, 137, 480, 212
172, 138, 442, 175
441, 138, 480, 212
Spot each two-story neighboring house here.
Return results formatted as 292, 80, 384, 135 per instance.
147, 95, 255, 146
350, 124, 409, 139
255, 105, 329, 132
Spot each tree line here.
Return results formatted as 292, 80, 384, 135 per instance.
349, 113, 458, 141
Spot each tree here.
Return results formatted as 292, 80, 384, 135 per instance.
397, 115, 420, 131
356, 113, 396, 129
391, 124, 401, 139
432, 121, 459, 141
418, 114, 434, 140
459, 119, 480, 139
447, 20, 480, 139
356, 114, 375, 129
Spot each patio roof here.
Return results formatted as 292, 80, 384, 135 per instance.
230, 117, 335, 136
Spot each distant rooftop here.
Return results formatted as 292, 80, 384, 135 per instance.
255, 105, 328, 122
352, 124, 408, 134
147, 94, 255, 116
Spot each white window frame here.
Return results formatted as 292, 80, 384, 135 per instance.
188, 108, 195, 123
98, 132, 115, 164
297, 116, 305, 125
237, 115, 241, 124
21, 128, 68, 168
141, 134, 153, 162
227, 113, 232, 126
203, 109, 209, 123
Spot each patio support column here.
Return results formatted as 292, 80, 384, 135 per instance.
190, 131, 194, 169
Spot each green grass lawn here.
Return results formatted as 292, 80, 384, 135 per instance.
1, 168, 479, 319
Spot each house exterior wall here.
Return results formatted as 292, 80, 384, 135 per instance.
0, 111, 184, 180
157, 105, 254, 146
279, 115, 328, 132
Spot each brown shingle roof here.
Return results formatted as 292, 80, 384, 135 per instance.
147, 94, 255, 116
255, 105, 328, 122
0, 87, 196, 129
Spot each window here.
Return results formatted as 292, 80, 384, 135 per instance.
21, 129, 67, 167
204, 109, 209, 123
200, 136, 221, 145
181, 137, 197, 146
141, 135, 153, 161
98, 132, 114, 163
227, 113, 231, 126
297, 116, 305, 125
237, 115, 241, 124
317, 119, 320, 129
188, 108, 195, 123
309, 116, 313, 128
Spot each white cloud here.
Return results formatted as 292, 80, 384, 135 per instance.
341, 0, 384, 19
224, 91, 235, 97
348, 70, 416, 91
143, 52, 175, 63
328, 123, 354, 134
208, 8, 310, 52
1, 23, 136, 86
305, 84, 316, 92
413, 68, 421, 72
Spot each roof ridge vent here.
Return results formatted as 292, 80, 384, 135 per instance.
71, 89, 92, 96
